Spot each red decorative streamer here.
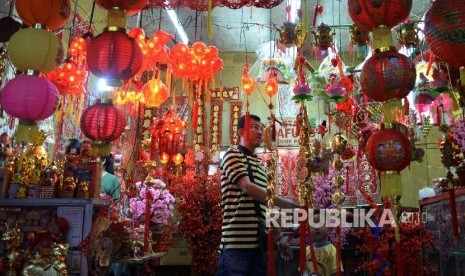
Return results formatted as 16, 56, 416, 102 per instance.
306, 223, 319, 274
449, 189, 460, 240
299, 217, 306, 273
268, 227, 275, 276
336, 226, 342, 276
144, 191, 153, 254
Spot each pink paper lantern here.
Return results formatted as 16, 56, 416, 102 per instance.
0, 75, 59, 120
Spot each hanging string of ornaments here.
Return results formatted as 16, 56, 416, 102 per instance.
0, 0, 71, 143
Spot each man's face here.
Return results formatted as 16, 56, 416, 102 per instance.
240, 118, 264, 149
310, 214, 329, 243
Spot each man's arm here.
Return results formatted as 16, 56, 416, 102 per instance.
236, 176, 298, 209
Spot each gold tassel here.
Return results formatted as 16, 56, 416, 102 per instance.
382, 99, 402, 123
90, 141, 111, 157
14, 120, 39, 144
380, 171, 402, 197
372, 26, 394, 52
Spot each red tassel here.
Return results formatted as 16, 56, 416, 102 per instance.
449, 189, 460, 240
299, 217, 307, 273
437, 106, 442, 126
268, 227, 275, 276
307, 223, 319, 274
336, 226, 342, 276
244, 112, 251, 141
150, 134, 157, 160
192, 102, 199, 130
396, 246, 404, 275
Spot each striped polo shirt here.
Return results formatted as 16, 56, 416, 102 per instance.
220, 145, 267, 249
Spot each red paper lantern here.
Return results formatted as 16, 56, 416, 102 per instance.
87, 30, 143, 86
365, 125, 411, 172
347, 0, 412, 31
15, 0, 71, 31
360, 49, 416, 102
424, 0, 465, 67
80, 99, 126, 142
0, 75, 59, 120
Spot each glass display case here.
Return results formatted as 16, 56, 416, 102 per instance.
420, 188, 465, 276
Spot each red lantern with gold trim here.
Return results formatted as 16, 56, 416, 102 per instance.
360, 49, 416, 102
348, 0, 412, 31
80, 99, 126, 156
15, 0, 71, 31
87, 30, 143, 87
366, 126, 411, 172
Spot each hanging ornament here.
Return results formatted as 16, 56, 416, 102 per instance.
292, 55, 313, 102
241, 64, 256, 140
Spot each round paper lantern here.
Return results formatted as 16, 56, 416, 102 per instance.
424, 0, 465, 67
360, 49, 416, 102
15, 0, 71, 31
80, 99, 126, 142
0, 75, 59, 120
143, 78, 169, 107
348, 0, 412, 31
365, 125, 411, 172
94, 0, 148, 14
86, 30, 143, 87
8, 27, 61, 73
0, 16, 21, 42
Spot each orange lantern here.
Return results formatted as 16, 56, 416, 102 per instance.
143, 78, 169, 107
264, 70, 279, 97
16, 0, 71, 31
241, 64, 256, 95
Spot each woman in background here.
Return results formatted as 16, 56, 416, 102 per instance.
100, 155, 121, 201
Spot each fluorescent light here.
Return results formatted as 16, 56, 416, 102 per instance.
167, 9, 189, 44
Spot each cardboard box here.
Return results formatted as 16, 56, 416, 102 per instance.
160, 247, 191, 265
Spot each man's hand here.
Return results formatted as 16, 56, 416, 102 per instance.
276, 239, 293, 261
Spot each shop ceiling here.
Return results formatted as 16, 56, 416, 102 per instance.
1, 1, 432, 53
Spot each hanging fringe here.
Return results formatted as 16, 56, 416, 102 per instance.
244, 110, 250, 141
14, 120, 39, 144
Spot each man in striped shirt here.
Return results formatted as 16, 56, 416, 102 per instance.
218, 114, 298, 276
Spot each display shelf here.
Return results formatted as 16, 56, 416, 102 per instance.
0, 198, 110, 276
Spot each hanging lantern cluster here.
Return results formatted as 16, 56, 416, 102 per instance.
349, 1, 414, 237
169, 41, 223, 83
47, 37, 89, 96
80, 99, 126, 157
149, 106, 188, 165
0, 0, 71, 143
128, 28, 173, 76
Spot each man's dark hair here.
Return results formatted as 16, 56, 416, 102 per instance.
237, 114, 261, 130
65, 139, 82, 155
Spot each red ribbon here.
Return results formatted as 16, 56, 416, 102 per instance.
268, 227, 275, 276
449, 189, 460, 240
336, 226, 342, 276
299, 219, 307, 273
307, 223, 319, 274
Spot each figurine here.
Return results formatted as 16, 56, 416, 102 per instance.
26, 217, 69, 257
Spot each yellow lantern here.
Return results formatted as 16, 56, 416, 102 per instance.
142, 78, 169, 107
8, 25, 61, 73
172, 153, 184, 165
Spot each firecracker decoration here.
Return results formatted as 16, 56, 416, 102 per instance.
170, 172, 222, 276
357, 200, 435, 275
